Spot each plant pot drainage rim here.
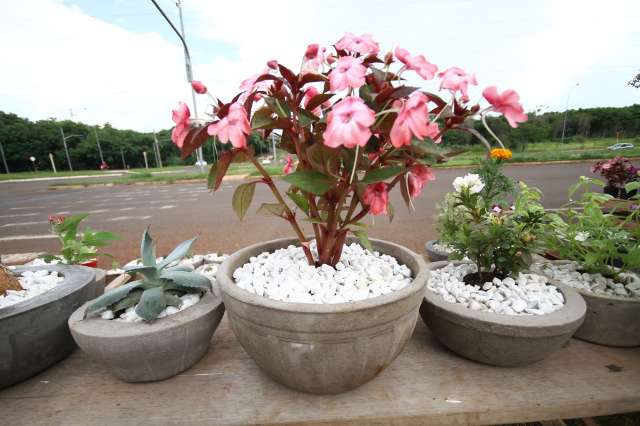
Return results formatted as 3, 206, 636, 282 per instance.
0, 265, 96, 320
217, 236, 428, 314
69, 285, 223, 338
423, 260, 586, 335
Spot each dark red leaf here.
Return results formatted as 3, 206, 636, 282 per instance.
213, 150, 234, 190
180, 126, 209, 159
305, 93, 334, 111
278, 64, 298, 89
299, 73, 326, 86
363, 55, 383, 65
255, 74, 281, 84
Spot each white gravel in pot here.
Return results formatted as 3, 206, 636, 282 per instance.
432, 241, 454, 254
532, 261, 640, 299
100, 293, 201, 322
0, 270, 64, 309
427, 263, 565, 315
232, 242, 413, 304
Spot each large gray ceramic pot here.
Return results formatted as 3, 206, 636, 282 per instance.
69, 285, 225, 382
216, 237, 427, 394
420, 261, 586, 367
0, 265, 97, 389
540, 260, 640, 347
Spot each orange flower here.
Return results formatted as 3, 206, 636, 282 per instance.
490, 148, 512, 160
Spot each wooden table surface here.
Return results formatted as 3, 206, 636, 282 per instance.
1, 317, 639, 426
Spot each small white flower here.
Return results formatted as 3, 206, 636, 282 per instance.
452, 173, 485, 194
574, 232, 589, 242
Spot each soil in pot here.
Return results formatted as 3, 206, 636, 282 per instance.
217, 237, 427, 394
532, 261, 640, 347
421, 261, 585, 366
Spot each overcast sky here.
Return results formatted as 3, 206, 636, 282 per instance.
0, 0, 638, 132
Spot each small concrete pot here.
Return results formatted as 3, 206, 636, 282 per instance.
216, 237, 427, 394
420, 261, 586, 367
68, 286, 225, 382
0, 265, 97, 389
541, 260, 640, 347
424, 240, 450, 262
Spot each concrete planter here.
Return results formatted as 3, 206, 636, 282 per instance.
216, 237, 427, 394
541, 260, 640, 347
0, 265, 97, 389
68, 287, 224, 382
424, 240, 450, 262
420, 261, 586, 367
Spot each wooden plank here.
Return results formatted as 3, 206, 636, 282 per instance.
1, 318, 639, 425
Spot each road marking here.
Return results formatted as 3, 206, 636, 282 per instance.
0, 213, 38, 218
159, 205, 176, 209
0, 234, 57, 241
86, 209, 109, 214
1, 221, 49, 228
55, 211, 70, 215
109, 215, 152, 221
10, 206, 41, 210
119, 207, 135, 211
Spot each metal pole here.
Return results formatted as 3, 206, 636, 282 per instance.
60, 127, 73, 171
153, 132, 163, 168
560, 83, 579, 144
271, 133, 277, 161
94, 126, 104, 164
49, 153, 57, 173
120, 148, 126, 169
0, 140, 9, 173
143, 151, 149, 169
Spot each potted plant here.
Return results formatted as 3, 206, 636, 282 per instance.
68, 229, 225, 382
1, 262, 96, 389
423, 157, 586, 366
171, 33, 537, 392
534, 177, 640, 347
591, 157, 638, 199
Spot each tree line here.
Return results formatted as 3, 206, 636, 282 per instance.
1, 104, 639, 173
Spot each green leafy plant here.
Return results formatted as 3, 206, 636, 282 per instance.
43, 214, 119, 265
436, 161, 547, 285
84, 229, 211, 321
546, 177, 640, 281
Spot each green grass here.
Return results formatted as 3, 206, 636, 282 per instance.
0, 165, 186, 181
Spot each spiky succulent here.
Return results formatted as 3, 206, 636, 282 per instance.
85, 228, 211, 321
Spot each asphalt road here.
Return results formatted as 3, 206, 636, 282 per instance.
0, 162, 604, 266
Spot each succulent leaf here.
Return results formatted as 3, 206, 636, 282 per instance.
165, 293, 183, 308
135, 287, 166, 321
84, 280, 145, 318
157, 237, 198, 270
111, 289, 143, 313
160, 270, 212, 291
140, 227, 156, 267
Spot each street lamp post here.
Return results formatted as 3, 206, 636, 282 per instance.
560, 83, 580, 144
59, 128, 84, 171
149, 0, 205, 170
94, 126, 104, 164
0, 140, 9, 173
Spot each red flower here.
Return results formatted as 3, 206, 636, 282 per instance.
363, 182, 389, 215
207, 103, 251, 149
171, 102, 190, 148
283, 155, 295, 175
407, 164, 435, 198
482, 86, 528, 128
191, 80, 207, 94
48, 215, 65, 225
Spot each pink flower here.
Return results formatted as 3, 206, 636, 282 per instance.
407, 164, 435, 198
390, 92, 431, 148
363, 182, 388, 215
491, 204, 503, 214
438, 67, 478, 97
335, 32, 380, 56
425, 122, 441, 143
266, 59, 278, 70
283, 155, 294, 175
482, 86, 528, 128
329, 56, 367, 92
207, 103, 251, 149
239, 69, 271, 93
171, 102, 190, 148
191, 80, 207, 94
323, 97, 376, 149
394, 47, 438, 80
302, 44, 327, 74
302, 86, 330, 115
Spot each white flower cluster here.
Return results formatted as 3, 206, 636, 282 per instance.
453, 173, 485, 194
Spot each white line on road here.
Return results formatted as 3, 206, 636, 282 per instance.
159, 205, 176, 210
109, 215, 152, 221
0, 234, 57, 241
1, 221, 49, 228
119, 207, 135, 211
0, 213, 38, 218
55, 211, 70, 215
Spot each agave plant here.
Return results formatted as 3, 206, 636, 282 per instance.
85, 228, 211, 321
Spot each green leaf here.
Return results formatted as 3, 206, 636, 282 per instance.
123, 265, 158, 280
256, 203, 287, 218
160, 271, 212, 291
56, 213, 89, 242
625, 181, 640, 193
209, 151, 234, 191
298, 108, 319, 128
157, 237, 198, 270
307, 143, 341, 175
84, 280, 145, 318
232, 182, 256, 221
140, 227, 156, 267
251, 106, 291, 130
360, 166, 404, 184
263, 97, 290, 118
354, 230, 373, 252
207, 161, 218, 190
281, 170, 332, 195
81, 231, 119, 247
164, 265, 194, 273
135, 287, 167, 321
111, 289, 143, 313
387, 202, 395, 222
286, 191, 310, 215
